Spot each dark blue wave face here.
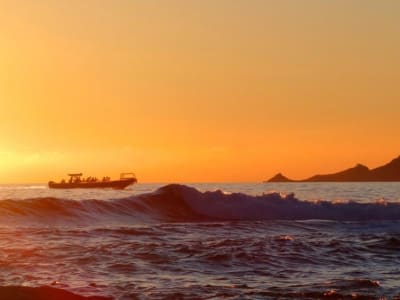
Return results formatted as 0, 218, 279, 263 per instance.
0, 184, 400, 226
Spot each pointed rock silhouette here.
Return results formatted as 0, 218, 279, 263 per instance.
265, 156, 400, 182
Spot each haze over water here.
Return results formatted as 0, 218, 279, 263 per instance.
1, 183, 400, 299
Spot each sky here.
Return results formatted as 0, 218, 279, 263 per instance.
0, 0, 399, 183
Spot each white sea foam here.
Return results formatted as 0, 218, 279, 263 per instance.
1, 184, 400, 225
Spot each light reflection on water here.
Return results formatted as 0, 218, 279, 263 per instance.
0, 183, 399, 298
0, 221, 399, 298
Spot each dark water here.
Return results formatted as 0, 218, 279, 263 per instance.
0, 183, 399, 299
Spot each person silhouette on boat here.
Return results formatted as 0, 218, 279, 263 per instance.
49, 172, 137, 189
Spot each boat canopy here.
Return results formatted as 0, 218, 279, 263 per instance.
120, 173, 136, 180
68, 173, 83, 177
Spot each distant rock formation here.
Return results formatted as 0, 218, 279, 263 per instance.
369, 156, 400, 181
266, 173, 294, 182
266, 156, 400, 182
305, 163, 370, 182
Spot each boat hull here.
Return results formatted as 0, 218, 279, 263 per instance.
48, 179, 136, 189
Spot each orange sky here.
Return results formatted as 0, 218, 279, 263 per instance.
1, 1, 399, 183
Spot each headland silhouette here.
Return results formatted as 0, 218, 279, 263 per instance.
266, 155, 400, 182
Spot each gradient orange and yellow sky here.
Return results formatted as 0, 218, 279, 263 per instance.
1, 0, 399, 183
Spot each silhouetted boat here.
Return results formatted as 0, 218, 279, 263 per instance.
48, 173, 137, 189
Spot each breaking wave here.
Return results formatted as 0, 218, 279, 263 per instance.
0, 184, 399, 224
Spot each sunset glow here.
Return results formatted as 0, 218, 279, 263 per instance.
1, 0, 399, 183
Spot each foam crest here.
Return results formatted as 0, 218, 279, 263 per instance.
0, 184, 399, 224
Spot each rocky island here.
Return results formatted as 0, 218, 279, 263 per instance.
266, 156, 400, 182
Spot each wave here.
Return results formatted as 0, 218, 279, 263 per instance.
0, 282, 385, 300
0, 285, 111, 299
0, 184, 400, 224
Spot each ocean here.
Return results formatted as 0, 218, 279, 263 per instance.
0, 182, 399, 299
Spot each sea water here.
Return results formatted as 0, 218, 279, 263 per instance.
0, 182, 399, 299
